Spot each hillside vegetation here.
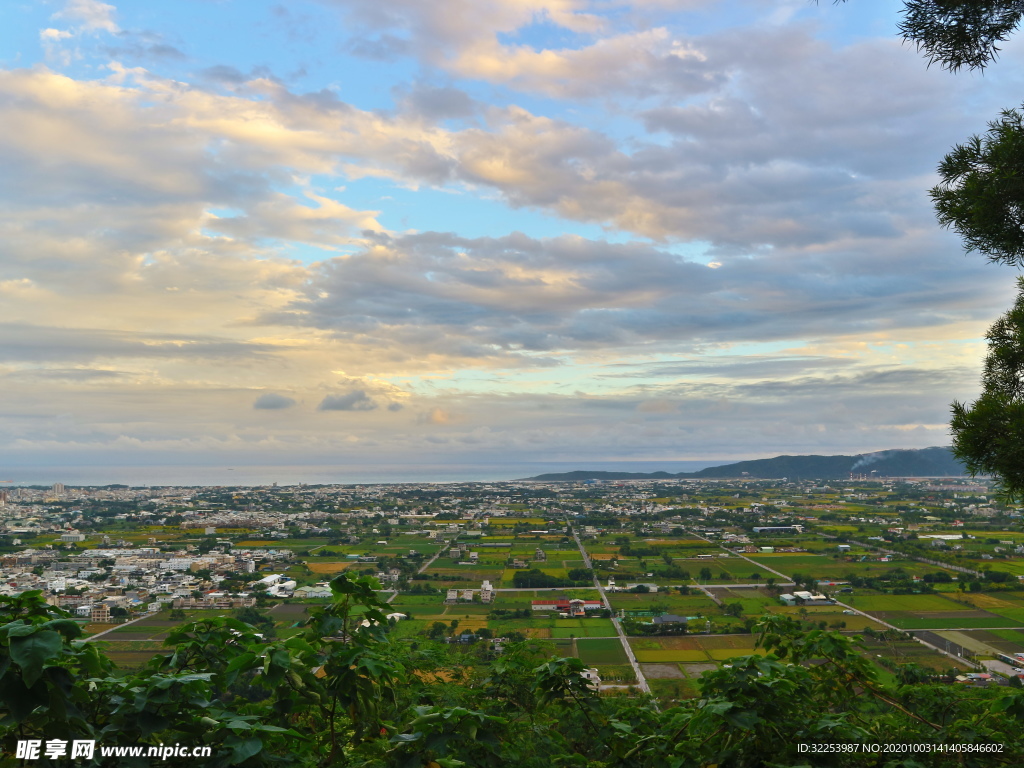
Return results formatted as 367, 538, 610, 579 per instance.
2, 574, 1021, 767
526, 447, 968, 481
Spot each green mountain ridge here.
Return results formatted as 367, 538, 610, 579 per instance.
522, 446, 970, 481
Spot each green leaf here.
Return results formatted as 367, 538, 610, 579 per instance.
724, 709, 760, 730
136, 710, 170, 735
3, 622, 39, 638
0, 673, 48, 721
700, 700, 734, 716
40, 619, 83, 639
227, 736, 262, 765
269, 649, 291, 670
9, 629, 63, 687
252, 724, 293, 734
225, 653, 257, 673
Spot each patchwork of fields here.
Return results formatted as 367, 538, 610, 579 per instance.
65, 519, 1024, 702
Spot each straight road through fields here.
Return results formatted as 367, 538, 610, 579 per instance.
569, 522, 652, 697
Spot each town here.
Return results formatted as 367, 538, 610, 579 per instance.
3, 474, 1023, 703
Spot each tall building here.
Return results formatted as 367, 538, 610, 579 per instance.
52, 482, 65, 494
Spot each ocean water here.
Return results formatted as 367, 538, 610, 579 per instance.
0, 460, 721, 488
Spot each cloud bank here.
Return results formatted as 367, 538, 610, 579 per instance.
0, 0, 1019, 470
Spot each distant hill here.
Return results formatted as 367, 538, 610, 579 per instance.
521, 446, 970, 481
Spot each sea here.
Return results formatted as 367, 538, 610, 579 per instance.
0, 460, 721, 488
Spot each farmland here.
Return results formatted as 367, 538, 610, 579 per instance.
746, 553, 960, 581
14, 469, 1024, 708
576, 638, 628, 665
843, 592, 1013, 629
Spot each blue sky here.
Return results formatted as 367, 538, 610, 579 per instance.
1, 0, 1022, 471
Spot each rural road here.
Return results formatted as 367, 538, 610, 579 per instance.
387, 535, 462, 603
830, 599, 984, 671
684, 529, 794, 582
570, 522, 652, 697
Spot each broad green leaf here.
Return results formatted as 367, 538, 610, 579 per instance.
227, 735, 262, 765
3, 622, 39, 638
9, 630, 63, 687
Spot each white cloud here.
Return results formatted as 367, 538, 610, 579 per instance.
324, 0, 720, 98
53, 0, 120, 34
40, 29, 74, 42
0, 31, 980, 257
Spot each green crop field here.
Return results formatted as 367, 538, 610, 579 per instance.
986, 606, 1024, 623
887, 616, 1013, 630
627, 638, 665, 651
535, 567, 571, 578
990, 629, 1024, 645
706, 648, 762, 661
846, 594, 970, 612
634, 649, 708, 663
397, 609, 449, 622
963, 531, 1024, 540
560, 559, 589, 569
488, 619, 554, 636
551, 626, 616, 638
123, 630, 176, 641
443, 605, 492, 616
583, 544, 622, 555
772, 610, 884, 631
594, 665, 637, 684
107, 649, 172, 669
661, 539, 712, 549
98, 640, 165, 652
386, 620, 429, 639
389, 594, 448, 606
575, 638, 628, 665
747, 554, 956, 582
629, 635, 758, 663
709, 588, 776, 615
747, 554, 831, 568
978, 560, 1024, 576
269, 603, 310, 618
646, 678, 701, 702
607, 593, 717, 613
695, 563, 779, 584
690, 636, 757, 651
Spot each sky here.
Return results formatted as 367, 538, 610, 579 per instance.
2, 0, 1023, 474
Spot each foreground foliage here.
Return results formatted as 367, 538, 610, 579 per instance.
951, 276, 1024, 502
886, 0, 1024, 500
2, 575, 1023, 766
